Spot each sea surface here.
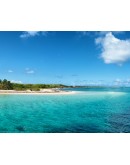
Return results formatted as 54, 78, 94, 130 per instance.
0, 87, 130, 133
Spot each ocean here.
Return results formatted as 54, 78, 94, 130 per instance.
0, 87, 130, 133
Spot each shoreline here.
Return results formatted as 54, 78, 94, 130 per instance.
0, 90, 76, 95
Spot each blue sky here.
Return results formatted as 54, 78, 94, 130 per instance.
0, 31, 130, 86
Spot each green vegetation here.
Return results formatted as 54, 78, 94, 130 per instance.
0, 79, 68, 91
1, 79, 115, 91
0, 79, 13, 90
12, 83, 67, 91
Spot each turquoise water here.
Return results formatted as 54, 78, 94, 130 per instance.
0, 88, 130, 133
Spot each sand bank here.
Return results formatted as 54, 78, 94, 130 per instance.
0, 89, 76, 95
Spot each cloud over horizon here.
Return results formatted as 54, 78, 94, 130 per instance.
95, 32, 130, 65
11, 80, 22, 84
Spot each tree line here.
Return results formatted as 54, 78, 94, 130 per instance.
0, 79, 68, 91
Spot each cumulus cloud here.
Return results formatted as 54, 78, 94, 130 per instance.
95, 32, 130, 65
11, 80, 22, 84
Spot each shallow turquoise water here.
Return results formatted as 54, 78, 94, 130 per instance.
0, 88, 130, 133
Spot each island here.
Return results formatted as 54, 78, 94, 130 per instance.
0, 79, 75, 94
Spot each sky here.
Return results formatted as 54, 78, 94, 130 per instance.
0, 31, 130, 86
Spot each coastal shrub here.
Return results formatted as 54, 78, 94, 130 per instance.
0, 79, 67, 90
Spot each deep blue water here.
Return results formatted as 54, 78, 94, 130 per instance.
0, 87, 130, 133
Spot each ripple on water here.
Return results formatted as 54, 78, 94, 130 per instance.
0, 90, 129, 133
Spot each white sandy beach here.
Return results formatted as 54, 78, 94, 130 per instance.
0, 89, 76, 95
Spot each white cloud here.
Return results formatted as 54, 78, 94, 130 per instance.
27, 70, 34, 74
26, 70, 35, 74
25, 68, 35, 74
8, 70, 13, 73
112, 78, 130, 86
20, 31, 48, 38
113, 79, 122, 86
78, 31, 124, 38
95, 31, 124, 36
95, 32, 130, 65
77, 31, 92, 38
11, 80, 22, 84
20, 31, 39, 38
114, 78, 121, 83
126, 79, 130, 83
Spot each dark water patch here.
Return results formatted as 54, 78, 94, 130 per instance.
108, 111, 130, 132
70, 124, 104, 133
16, 126, 25, 132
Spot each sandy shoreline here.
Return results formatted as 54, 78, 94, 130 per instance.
0, 90, 76, 95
